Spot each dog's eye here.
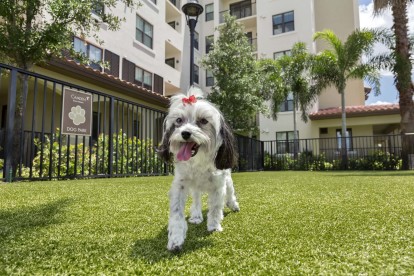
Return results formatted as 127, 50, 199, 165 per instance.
199, 118, 208, 125
176, 118, 183, 124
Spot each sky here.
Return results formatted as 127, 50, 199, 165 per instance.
358, 0, 414, 105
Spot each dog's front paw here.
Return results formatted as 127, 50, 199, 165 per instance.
226, 201, 240, 212
207, 224, 223, 232
167, 236, 184, 252
188, 215, 203, 224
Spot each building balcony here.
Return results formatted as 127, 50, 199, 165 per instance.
219, 1, 257, 25
166, 0, 182, 34
164, 63, 181, 96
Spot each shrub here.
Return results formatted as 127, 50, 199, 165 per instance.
20, 129, 167, 179
348, 150, 401, 170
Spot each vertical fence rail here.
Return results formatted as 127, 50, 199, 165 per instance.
4, 69, 17, 182
108, 96, 114, 177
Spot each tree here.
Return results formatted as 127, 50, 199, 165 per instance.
259, 42, 321, 157
313, 29, 380, 168
0, 0, 140, 175
201, 14, 267, 135
373, 0, 414, 170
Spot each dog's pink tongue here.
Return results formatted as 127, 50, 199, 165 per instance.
177, 142, 196, 161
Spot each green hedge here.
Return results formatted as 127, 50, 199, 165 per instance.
20, 129, 166, 178
264, 150, 402, 171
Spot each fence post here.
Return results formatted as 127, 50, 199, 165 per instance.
4, 69, 17, 182
108, 97, 114, 177
260, 141, 265, 171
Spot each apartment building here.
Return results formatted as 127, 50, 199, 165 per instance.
4, 0, 399, 144
193, 0, 400, 147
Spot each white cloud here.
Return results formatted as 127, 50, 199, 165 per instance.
368, 100, 397, 105
359, 2, 414, 32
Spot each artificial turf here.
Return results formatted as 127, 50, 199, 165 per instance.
1, 171, 413, 274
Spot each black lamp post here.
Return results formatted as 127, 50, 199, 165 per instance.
182, 0, 203, 87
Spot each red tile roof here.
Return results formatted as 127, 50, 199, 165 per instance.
309, 104, 400, 120
45, 58, 170, 107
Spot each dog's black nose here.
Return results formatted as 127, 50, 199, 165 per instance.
181, 131, 191, 140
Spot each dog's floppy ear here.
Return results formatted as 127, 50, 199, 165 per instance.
215, 119, 238, 170
157, 121, 175, 163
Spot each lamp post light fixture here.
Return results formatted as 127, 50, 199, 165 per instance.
182, 0, 203, 87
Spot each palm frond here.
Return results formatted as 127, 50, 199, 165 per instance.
314, 29, 344, 58
373, 0, 414, 15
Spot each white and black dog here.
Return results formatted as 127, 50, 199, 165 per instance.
158, 87, 240, 252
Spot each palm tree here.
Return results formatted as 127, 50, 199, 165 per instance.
373, 0, 414, 170
259, 42, 321, 157
313, 29, 380, 168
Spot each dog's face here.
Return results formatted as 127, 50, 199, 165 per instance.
158, 90, 236, 170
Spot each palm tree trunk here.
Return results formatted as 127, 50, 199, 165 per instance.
392, 2, 414, 169
340, 89, 348, 169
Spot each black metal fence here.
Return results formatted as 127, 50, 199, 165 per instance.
0, 63, 412, 182
262, 135, 407, 171
0, 63, 171, 181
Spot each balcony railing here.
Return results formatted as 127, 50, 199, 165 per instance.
219, 2, 256, 23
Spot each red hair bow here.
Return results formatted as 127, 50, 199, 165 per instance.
182, 95, 197, 105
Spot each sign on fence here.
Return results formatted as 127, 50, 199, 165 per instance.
61, 88, 93, 136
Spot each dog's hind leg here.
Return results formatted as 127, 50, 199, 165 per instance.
189, 189, 203, 224
167, 180, 188, 252
224, 170, 240, 212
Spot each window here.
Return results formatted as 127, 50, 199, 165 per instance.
91, 1, 104, 17
272, 11, 294, 35
135, 67, 153, 90
336, 129, 353, 150
273, 50, 291, 59
206, 70, 214, 86
194, 64, 199, 84
143, 71, 153, 90
165, 58, 175, 68
136, 15, 153, 49
230, 0, 252, 19
279, 93, 294, 112
88, 44, 102, 70
205, 3, 214, 21
206, 35, 214, 54
276, 131, 298, 154
74, 37, 87, 56
73, 37, 103, 70
194, 31, 199, 50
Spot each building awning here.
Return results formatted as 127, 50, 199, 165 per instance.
309, 104, 400, 120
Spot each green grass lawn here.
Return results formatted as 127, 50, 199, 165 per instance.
1, 171, 414, 275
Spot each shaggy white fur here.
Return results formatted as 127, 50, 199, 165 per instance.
158, 87, 239, 252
